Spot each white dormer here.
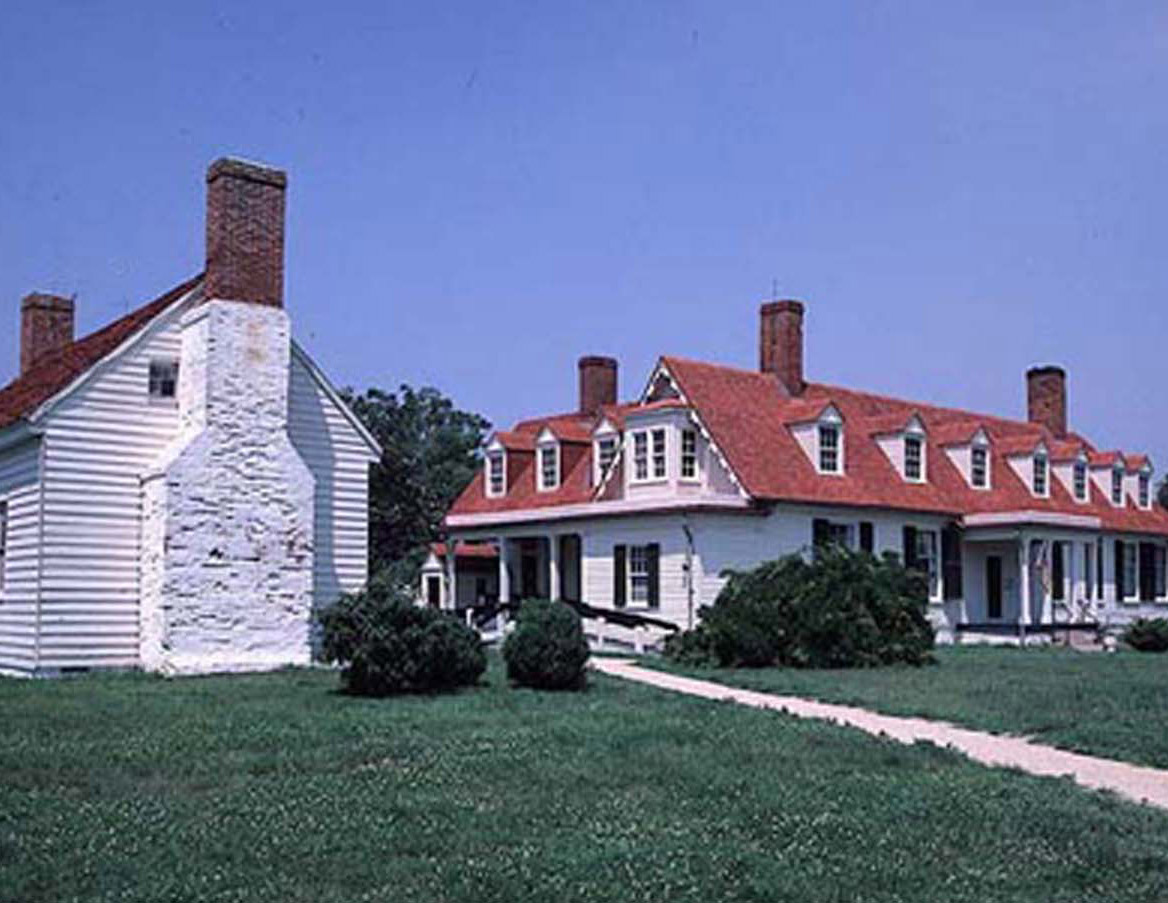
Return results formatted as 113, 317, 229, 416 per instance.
593, 418, 619, 486
1136, 460, 1154, 510
875, 414, 927, 483
1072, 452, 1088, 503
485, 437, 507, 498
969, 429, 991, 490
1031, 444, 1049, 498
816, 406, 844, 475
535, 428, 560, 492
1111, 462, 1125, 507
941, 425, 991, 490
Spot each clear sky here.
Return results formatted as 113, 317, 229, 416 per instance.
2, 2, 1165, 463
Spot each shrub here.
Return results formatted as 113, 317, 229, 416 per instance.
316, 583, 486, 696
503, 599, 590, 690
665, 546, 935, 669
1122, 618, 1168, 653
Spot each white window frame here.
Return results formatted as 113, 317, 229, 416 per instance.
1073, 459, 1088, 502
631, 431, 650, 483
1032, 452, 1049, 497
0, 500, 7, 596
537, 443, 560, 492
680, 428, 699, 482
147, 358, 179, 403
818, 423, 842, 475
1139, 472, 1151, 509
594, 436, 617, 485
1111, 466, 1124, 507
970, 444, 990, 490
486, 452, 506, 498
628, 544, 651, 606
1122, 541, 1138, 602
650, 428, 667, 480
904, 434, 924, 482
916, 528, 941, 601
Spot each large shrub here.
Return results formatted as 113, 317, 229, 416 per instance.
503, 599, 590, 690
1123, 618, 1168, 653
664, 547, 935, 669
316, 584, 486, 696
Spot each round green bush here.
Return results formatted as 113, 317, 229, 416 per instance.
503, 599, 590, 690
315, 584, 486, 696
1123, 618, 1168, 653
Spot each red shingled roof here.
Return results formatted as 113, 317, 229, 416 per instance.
447, 353, 1168, 536
0, 274, 202, 430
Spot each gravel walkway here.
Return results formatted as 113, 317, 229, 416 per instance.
591, 657, 1168, 811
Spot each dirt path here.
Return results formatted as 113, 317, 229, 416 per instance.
591, 658, 1168, 811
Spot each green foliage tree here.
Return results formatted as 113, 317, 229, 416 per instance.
341, 385, 490, 586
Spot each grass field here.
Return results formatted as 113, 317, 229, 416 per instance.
652, 645, 1168, 768
3, 654, 1168, 903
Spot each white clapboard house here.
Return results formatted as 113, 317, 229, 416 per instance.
436, 302, 1168, 645
0, 158, 380, 676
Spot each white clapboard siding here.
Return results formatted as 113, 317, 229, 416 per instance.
36, 312, 185, 670
0, 438, 43, 674
288, 347, 375, 613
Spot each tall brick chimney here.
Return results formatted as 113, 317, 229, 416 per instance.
20, 292, 75, 375
579, 356, 618, 416
204, 158, 287, 307
759, 300, 805, 396
1027, 365, 1067, 438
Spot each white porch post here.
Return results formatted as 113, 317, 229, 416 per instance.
445, 538, 458, 611
549, 534, 561, 601
1039, 540, 1052, 626
1018, 534, 1031, 638
497, 536, 510, 603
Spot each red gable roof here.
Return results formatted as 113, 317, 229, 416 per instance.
0, 274, 202, 431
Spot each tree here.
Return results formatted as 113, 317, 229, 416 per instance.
341, 385, 490, 585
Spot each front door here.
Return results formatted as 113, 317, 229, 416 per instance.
986, 556, 1003, 620
521, 553, 539, 599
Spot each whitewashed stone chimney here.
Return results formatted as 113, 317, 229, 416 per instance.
140, 158, 315, 675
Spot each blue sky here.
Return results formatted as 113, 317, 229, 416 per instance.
2, 2, 1165, 463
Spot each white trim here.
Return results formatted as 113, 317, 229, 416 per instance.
486, 449, 507, 498
963, 510, 1102, 530
447, 495, 752, 528
290, 341, 383, 461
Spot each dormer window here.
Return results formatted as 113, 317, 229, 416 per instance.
538, 443, 560, 491
1111, 466, 1124, 506
486, 452, 505, 497
904, 435, 924, 482
651, 429, 667, 479
1139, 472, 1151, 509
1032, 451, 1048, 496
819, 423, 841, 474
148, 359, 179, 401
1073, 459, 1088, 501
680, 429, 698, 481
971, 446, 989, 489
632, 432, 649, 481
595, 436, 617, 484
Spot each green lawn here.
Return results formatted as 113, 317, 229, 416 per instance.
651, 646, 1168, 768
3, 655, 1168, 903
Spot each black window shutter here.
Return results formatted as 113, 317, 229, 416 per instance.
859, 522, 874, 554
903, 526, 919, 569
614, 545, 627, 609
646, 543, 661, 610
1115, 540, 1125, 601
942, 525, 963, 601
812, 518, 830, 549
1139, 542, 1156, 602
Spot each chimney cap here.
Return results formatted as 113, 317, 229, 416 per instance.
1027, 364, 1066, 378
206, 157, 287, 189
21, 292, 74, 312
760, 299, 805, 316
578, 355, 618, 368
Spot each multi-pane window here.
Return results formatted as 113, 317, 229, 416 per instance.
596, 437, 617, 480
629, 545, 650, 605
650, 429, 667, 479
916, 530, 940, 599
819, 424, 840, 473
148, 359, 179, 400
538, 444, 559, 491
1156, 545, 1167, 599
1112, 468, 1124, 506
680, 429, 698, 480
632, 432, 649, 481
0, 501, 7, 594
904, 436, 923, 481
1139, 473, 1150, 508
1032, 453, 1048, 496
1122, 542, 1138, 600
487, 453, 505, 497
971, 447, 988, 488
1073, 461, 1088, 501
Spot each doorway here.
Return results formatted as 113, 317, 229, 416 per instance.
986, 556, 1003, 620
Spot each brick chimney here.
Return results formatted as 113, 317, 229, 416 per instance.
20, 292, 74, 375
204, 158, 287, 307
579, 356, 618, 416
1027, 365, 1067, 438
759, 300, 805, 396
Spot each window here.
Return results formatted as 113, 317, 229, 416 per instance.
1112, 467, 1124, 506
632, 432, 649, 481
1032, 453, 1048, 496
1122, 542, 1138, 600
538, 444, 559, 491
614, 543, 659, 609
629, 545, 650, 605
651, 429, 667, 479
148, 359, 179, 401
680, 429, 698, 481
1073, 460, 1088, 501
1156, 545, 1167, 600
813, 518, 854, 551
1139, 473, 1151, 508
0, 501, 7, 595
904, 435, 923, 481
819, 424, 840, 474
971, 447, 988, 489
487, 453, 505, 497
916, 530, 940, 599
596, 437, 617, 482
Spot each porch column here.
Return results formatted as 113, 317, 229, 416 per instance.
497, 536, 510, 603
445, 538, 458, 611
1018, 534, 1031, 633
1039, 540, 1052, 626
549, 534, 561, 601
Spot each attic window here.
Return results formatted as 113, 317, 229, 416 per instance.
818, 424, 841, 474
595, 436, 617, 484
971, 446, 989, 489
486, 452, 505, 497
1032, 452, 1048, 496
1112, 467, 1124, 506
148, 359, 179, 401
1139, 473, 1151, 509
1073, 460, 1088, 501
538, 444, 560, 492
904, 435, 924, 482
